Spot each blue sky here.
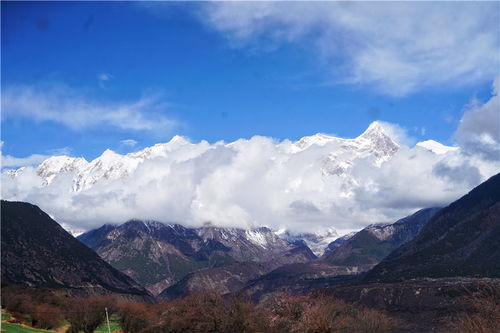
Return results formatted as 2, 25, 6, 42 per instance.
1, 1, 499, 162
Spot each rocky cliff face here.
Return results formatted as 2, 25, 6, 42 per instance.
0, 201, 151, 300
365, 172, 500, 282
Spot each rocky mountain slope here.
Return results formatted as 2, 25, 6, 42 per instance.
365, 172, 500, 282
211, 207, 443, 302
158, 240, 317, 300
158, 262, 271, 300
240, 263, 360, 302
322, 207, 441, 268
0, 200, 151, 299
78, 221, 316, 295
323, 232, 356, 255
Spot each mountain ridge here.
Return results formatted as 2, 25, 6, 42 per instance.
78, 220, 317, 295
365, 172, 500, 282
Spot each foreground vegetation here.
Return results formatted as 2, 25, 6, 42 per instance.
1, 283, 498, 333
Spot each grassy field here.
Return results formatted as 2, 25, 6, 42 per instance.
1, 311, 122, 333
94, 315, 122, 333
0, 322, 56, 333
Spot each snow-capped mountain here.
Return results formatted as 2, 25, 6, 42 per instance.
33, 135, 208, 191
292, 122, 399, 179
416, 140, 459, 155
8, 121, 403, 192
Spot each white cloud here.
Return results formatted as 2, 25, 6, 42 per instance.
1, 154, 50, 168
455, 76, 500, 161
1, 84, 176, 134
2, 123, 498, 234
120, 139, 138, 148
200, 2, 499, 96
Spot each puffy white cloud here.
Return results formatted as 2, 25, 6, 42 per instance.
2, 123, 498, 235
2, 154, 50, 168
455, 76, 500, 161
1, 84, 176, 133
200, 2, 499, 96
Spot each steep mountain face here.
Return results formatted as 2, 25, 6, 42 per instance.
365, 173, 500, 282
196, 226, 316, 262
78, 221, 316, 295
323, 232, 356, 255
79, 221, 213, 295
322, 207, 441, 268
0, 201, 151, 299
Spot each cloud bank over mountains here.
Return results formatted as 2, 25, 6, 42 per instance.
3, 103, 498, 235
455, 76, 500, 161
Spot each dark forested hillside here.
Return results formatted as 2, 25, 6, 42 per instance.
365, 173, 500, 282
1, 200, 151, 299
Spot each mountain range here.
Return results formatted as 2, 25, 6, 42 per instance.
2, 121, 465, 239
3, 172, 498, 303
77, 222, 316, 295
76, 204, 440, 298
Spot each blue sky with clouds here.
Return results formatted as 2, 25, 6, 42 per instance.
2, 1, 499, 162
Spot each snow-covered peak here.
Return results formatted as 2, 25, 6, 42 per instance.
38, 156, 88, 172
5, 167, 26, 178
37, 156, 88, 185
169, 135, 189, 145
72, 150, 141, 191
416, 140, 458, 155
293, 133, 339, 150
358, 121, 388, 139
98, 149, 121, 162
342, 121, 399, 167
128, 136, 191, 160
292, 122, 399, 166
